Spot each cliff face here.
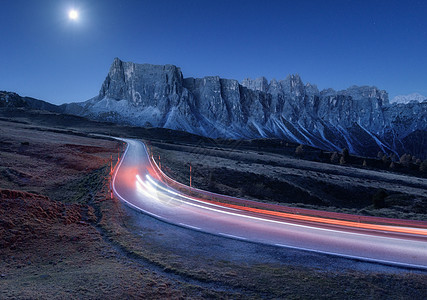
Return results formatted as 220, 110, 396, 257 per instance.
63, 58, 427, 158
99, 58, 185, 107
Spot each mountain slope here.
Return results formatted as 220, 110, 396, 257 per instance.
0, 91, 62, 113
62, 58, 426, 158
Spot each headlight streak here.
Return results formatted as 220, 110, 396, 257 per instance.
144, 174, 240, 211
139, 174, 427, 239
136, 174, 180, 205
136, 175, 156, 194
136, 179, 158, 200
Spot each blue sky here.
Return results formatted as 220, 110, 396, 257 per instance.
1, 0, 426, 104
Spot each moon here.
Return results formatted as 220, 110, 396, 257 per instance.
69, 10, 78, 20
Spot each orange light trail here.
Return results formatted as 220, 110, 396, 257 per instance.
210, 201, 427, 236
146, 156, 427, 237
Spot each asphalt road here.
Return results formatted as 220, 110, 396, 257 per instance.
112, 138, 427, 270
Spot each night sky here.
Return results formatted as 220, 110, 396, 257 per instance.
1, 0, 426, 104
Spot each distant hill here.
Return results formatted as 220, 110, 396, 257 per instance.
0, 91, 62, 113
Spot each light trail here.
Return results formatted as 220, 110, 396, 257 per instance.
140, 172, 427, 237
147, 142, 427, 230
110, 138, 427, 269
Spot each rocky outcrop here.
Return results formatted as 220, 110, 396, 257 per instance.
60, 58, 427, 158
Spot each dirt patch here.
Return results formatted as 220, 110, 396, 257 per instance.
0, 189, 87, 249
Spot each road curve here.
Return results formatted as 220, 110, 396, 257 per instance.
112, 138, 427, 270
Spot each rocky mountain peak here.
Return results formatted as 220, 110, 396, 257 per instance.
279, 74, 305, 96
99, 58, 184, 106
340, 85, 389, 106
241, 77, 269, 93
63, 58, 427, 159
305, 83, 319, 96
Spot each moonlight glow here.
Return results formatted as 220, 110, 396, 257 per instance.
69, 10, 78, 20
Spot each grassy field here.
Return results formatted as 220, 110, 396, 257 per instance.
0, 108, 426, 298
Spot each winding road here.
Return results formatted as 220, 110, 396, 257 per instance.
112, 138, 427, 270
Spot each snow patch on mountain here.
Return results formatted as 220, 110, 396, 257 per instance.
391, 93, 426, 104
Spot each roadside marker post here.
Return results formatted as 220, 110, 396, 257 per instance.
190, 164, 192, 187
110, 155, 113, 199
110, 155, 113, 175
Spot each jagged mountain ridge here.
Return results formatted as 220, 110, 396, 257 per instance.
62, 58, 426, 158
2, 58, 425, 159
391, 93, 426, 104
